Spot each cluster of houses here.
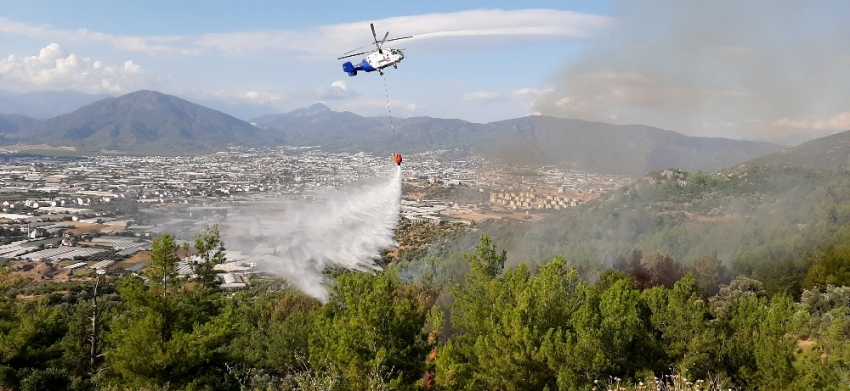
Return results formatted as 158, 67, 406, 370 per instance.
490, 192, 583, 210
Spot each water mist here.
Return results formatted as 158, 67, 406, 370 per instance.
217, 165, 402, 301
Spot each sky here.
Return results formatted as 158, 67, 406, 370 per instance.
1, 0, 848, 144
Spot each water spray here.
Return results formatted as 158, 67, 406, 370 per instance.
217, 165, 402, 301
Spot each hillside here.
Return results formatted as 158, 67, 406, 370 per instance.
254, 110, 784, 175
747, 129, 850, 170
436, 128, 850, 299
0, 114, 41, 134
14, 90, 278, 154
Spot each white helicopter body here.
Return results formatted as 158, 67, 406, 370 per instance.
339, 24, 411, 76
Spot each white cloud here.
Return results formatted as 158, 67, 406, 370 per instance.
0, 43, 149, 93
294, 81, 360, 101
197, 9, 611, 57
511, 87, 555, 99
239, 90, 285, 104
0, 9, 610, 58
331, 98, 419, 117
0, 17, 187, 55
772, 112, 850, 131
463, 91, 502, 101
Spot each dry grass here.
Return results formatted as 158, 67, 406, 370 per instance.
63, 221, 115, 235
9, 261, 70, 282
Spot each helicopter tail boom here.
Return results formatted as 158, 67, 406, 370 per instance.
342, 61, 357, 76
342, 59, 376, 77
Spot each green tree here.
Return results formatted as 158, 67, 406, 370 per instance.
310, 271, 432, 389
642, 274, 718, 378
193, 224, 227, 290
146, 233, 181, 300
0, 299, 67, 390
690, 251, 729, 299
226, 290, 319, 375
439, 249, 667, 389
436, 236, 509, 389
804, 243, 850, 289
753, 295, 798, 390
713, 292, 766, 387
105, 234, 234, 389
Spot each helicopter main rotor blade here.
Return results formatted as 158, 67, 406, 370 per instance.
337, 51, 371, 60
384, 36, 413, 43
371, 23, 383, 53
343, 43, 373, 55
339, 25, 411, 59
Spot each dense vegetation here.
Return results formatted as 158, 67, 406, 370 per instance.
2, 229, 850, 390
3, 161, 850, 390
426, 163, 850, 298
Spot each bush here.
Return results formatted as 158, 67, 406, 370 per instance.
20, 368, 71, 391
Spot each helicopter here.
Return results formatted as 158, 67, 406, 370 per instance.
338, 24, 412, 77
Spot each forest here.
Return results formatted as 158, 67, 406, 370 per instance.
3, 162, 850, 390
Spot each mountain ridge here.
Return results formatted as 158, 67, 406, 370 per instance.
10, 90, 278, 154
746, 130, 850, 170
0, 114, 42, 134
253, 110, 785, 175
0, 90, 795, 175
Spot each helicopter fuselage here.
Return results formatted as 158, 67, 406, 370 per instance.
342, 48, 404, 76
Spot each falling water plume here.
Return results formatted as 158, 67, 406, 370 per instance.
216, 165, 402, 301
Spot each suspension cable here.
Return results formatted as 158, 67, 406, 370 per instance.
382, 73, 394, 134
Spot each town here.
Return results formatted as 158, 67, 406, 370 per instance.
0, 147, 633, 285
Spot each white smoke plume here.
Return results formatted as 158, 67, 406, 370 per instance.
216, 165, 402, 301
532, 0, 850, 144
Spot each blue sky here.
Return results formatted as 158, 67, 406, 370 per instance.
2, 1, 849, 144
0, 1, 614, 122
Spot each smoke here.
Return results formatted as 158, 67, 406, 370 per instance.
216, 165, 402, 301
533, 0, 850, 144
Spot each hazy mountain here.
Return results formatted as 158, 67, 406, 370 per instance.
0, 90, 111, 119
1, 92, 788, 174
259, 109, 784, 175
15, 90, 277, 154
181, 97, 282, 121
251, 103, 332, 123
285, 103, 332, 117
0, 114, 41, 134
480, 117, 785, 175
747, 129, 850, 170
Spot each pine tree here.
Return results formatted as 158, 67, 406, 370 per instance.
192, 224, 226, 290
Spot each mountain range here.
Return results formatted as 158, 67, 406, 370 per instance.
5, 91, 278, 154
249, 104, 785, 175
0, 89, 834, 176
0, 89, 280, 121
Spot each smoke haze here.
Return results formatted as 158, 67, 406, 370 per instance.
533, 0, 850, 145
216, 165, 402, 301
